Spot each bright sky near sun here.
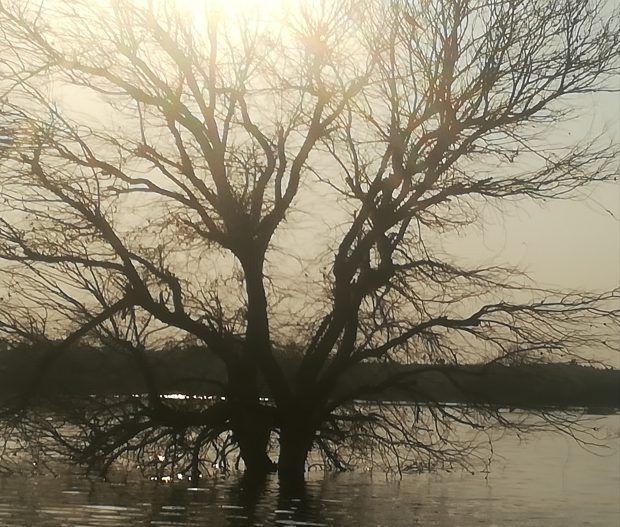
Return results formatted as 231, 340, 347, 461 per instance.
175, 0, 280, 10
171, 0, 289, 24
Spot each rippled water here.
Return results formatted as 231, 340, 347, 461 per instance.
1, 415, 619, 526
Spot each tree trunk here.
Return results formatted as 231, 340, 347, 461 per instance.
277, 425, 314, 489
228, 360, 276, 475
234, 414, 276, 475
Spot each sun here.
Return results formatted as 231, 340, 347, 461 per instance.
172, 0, 290, 24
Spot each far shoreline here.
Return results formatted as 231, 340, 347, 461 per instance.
1, 346, 618, 411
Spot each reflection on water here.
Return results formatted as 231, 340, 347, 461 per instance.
1, 415, 619, 526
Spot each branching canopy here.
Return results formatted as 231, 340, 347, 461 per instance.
0, 0, 618, 479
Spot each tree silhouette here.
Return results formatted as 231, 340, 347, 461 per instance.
0, 0, 618, 483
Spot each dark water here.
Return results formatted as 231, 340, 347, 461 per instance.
1, 416, 619, 526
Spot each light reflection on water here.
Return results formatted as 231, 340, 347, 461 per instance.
1, 415, 618, 527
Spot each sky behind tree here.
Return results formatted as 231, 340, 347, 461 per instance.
2, 0, 618, 314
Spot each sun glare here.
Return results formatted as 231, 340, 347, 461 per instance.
173, 0, 289, 24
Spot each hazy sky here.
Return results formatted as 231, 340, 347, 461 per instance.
48, 40, 619, 297
445, 90, 619, 293
8, 0, 619, 302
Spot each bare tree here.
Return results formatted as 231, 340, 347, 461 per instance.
0, 0, 618, 483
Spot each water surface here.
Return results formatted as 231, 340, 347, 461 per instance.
1, 415, 618, 526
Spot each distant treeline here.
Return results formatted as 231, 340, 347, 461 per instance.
0, 344, 618, 410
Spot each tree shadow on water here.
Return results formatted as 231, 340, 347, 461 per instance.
218, 472, 273, 526
221, 472, 327, 527
276, 477, 329, 527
